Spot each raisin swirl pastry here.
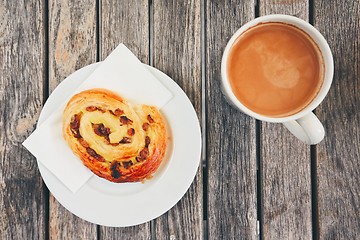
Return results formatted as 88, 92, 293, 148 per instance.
62, 88, 167, 183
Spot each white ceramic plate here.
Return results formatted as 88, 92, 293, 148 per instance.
37, 63, 201, 227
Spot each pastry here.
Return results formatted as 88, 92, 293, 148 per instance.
62, 88, 167, 183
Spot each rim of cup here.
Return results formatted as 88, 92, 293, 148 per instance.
221, 14, 334, 123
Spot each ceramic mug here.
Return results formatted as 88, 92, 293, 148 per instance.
221, 14, 333, 145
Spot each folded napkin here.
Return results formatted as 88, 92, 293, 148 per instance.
23, 44, 173, 193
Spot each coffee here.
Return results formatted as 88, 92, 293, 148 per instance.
227, 22, 324, 117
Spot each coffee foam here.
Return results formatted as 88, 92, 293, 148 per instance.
227, 22, 324, 117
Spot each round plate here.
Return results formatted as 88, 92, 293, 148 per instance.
37, 63, 201, 227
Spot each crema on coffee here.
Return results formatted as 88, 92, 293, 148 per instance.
227, 22, 324, 117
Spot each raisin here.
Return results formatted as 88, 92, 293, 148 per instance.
71, 128, 81, 138
127, 128, 135, 136
70, 114, 80, 129
70, 114, 82, 138
78, 138, 89, 148
119, 137, 132, 144
114, 108, 124, 116
110, 161, 121, 178
86, 106, 97, 112
97, 108, 106, 113
120, 116, 133, 125
137, 148, 149, 161
86, 147, 103, 161
92, 123, 111, 137
122, 161, 133, 169
145, 136, 151, 147
142, 123, 150, 131
147, 114, 154, 123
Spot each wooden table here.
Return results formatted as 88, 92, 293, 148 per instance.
1, 0, 359, 239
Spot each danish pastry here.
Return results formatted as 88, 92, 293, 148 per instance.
62, 88, 167, 183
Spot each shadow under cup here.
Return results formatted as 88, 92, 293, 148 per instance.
221, 15, 333, 123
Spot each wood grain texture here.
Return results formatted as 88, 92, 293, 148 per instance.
259, 0, 308, 19
48, 0, 98, 239
0, 0, 46, 239
314, 0, 360, 239
153, 0, 203, 239
49, 0, 97, 91
100, 1, 150, 238
100, 225, 151, 240
206, 1, 258, 239
100, 0, 149, 62
258, 1, 312, 239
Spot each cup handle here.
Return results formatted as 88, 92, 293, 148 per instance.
283, 112, 325, 145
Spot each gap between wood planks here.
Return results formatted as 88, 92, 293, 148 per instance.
149, 0, 155, 239
96, 1, 102, 239
42, 0, 50, 239
308, 0, 320, 239
201, 0, 209, 239
254, 1, 264, 239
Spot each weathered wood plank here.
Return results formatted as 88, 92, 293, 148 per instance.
258, 1, 313, 239
153, 0, 203, 239
206, 0, 258, 239
100, 225, 151, 240
314, 0, 360, 239
48, 0, 98, 239
100, 0, 150, 238
49, 0, 98, 91
259, 0, 308, 19
100, 0, 149, 62
0, 0, 46, 239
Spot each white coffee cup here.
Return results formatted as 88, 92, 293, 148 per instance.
221, 14, 333, 145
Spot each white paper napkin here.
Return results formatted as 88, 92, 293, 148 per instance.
23, 44, 173, 193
